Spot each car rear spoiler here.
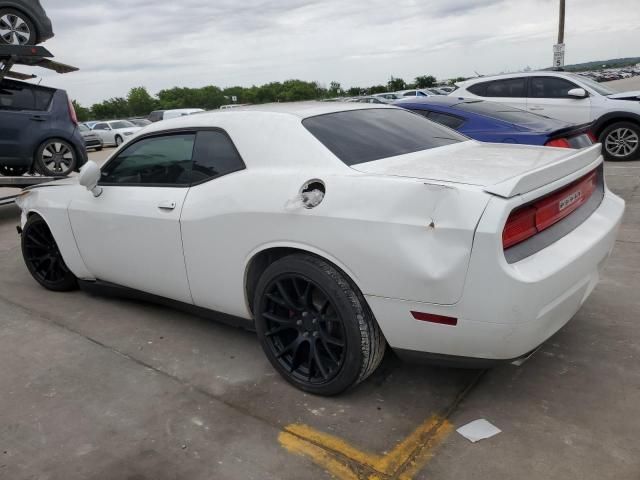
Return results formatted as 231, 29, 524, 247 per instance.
547, 122, 594, 141
483, 144, 602, 198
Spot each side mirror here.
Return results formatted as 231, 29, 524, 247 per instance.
78, 161, 103, 197
567, 88, 588, 99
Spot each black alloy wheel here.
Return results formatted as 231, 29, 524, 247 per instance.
254, 254, 385, 395
21, 215, 78, 291
262, 275, 347, 384
35, 139, 77, 177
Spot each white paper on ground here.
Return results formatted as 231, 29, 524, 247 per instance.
456, 419, 502, 443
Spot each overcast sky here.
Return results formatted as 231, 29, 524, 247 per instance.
33, 0, 640, 105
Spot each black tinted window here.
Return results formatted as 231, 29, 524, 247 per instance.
101, 134, 195, 186
469, 78, 526, 98
529, 77, 579, 98
0, 81, 53, 111
303, 109, 466, 166
425, 111, 465, 129
191, 130, 246, 183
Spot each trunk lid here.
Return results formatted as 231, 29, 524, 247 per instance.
351, 141, 602, 198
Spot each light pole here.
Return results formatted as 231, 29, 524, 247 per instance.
553, 0, 566, 70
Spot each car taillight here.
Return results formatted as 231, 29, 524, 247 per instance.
68, 99, 78, 125
502, 207, 537, 248
545, 137, 571, 148
587, 131, 597, 142
503, 170, 598, 250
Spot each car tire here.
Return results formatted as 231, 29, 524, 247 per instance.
254, 253, 386, 396
0, 8, 37, 45
115, 135, 123, 147
600, 121, 640, 161
34, 139, 78, 177
21, 214, 78, 292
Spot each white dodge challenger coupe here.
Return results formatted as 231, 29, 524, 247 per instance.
16, 102, 625, 395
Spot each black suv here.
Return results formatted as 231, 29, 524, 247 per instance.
0, 79, 87, 176
0, 0, 54, 45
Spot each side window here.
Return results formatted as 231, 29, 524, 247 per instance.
0, 81, 53, 111
467, 82, 487, 96
402, 91, 416, 97
100, 133, 196, 186
425, 111, 465, 129
469, 78, 526, 98
190, 130, 246, 184
529, 77, 579, 98
485, 78, 526, 98
93, 123, 108, 130
409, 109, 465, 130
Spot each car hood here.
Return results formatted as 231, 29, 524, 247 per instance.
351, 141, 602, 197
607, 90, 640, 100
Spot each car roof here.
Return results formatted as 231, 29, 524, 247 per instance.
210, 101, 394, 118
394, 96, 467, 107
457, 71, 580, 87
137, 102, 397, 135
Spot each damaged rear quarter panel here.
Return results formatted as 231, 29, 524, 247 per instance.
319, 175, 491, 304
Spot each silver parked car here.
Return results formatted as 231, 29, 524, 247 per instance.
78, 124, 103, 151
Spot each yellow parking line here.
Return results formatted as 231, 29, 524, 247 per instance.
279, 415, 453, 479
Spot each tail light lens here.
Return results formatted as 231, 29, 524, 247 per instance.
68, 99, 78, 125
587, 131, 597, 142
503, 170, 598, 250
545, 137, 571, 148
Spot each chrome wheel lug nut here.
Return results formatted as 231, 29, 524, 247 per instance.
303, 332, 309, 337
312, 318, 317, 324
312, 331, 319, 338
296, 320, 303, 326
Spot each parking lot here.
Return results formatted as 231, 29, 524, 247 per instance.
0, 149, 637, 479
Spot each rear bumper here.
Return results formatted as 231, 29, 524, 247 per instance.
368, 188, 625, 360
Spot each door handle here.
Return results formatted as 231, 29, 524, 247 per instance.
158, 200, 176, 211
30, 115, 46, 121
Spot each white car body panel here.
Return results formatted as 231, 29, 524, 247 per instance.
454, 71, 640, 124
68, 186, 192, 303
17, 102, 625, 361
91, 121, 142, 146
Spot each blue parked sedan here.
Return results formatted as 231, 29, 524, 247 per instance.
395, 96, 594, 149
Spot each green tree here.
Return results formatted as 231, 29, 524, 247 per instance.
127, 87, 157, 116
72, 100, 90, 122
368, 84, 387, 94
387, 76, 406, 91
91, 97, 130, 119
414, 75, 437, 88
447, 76, 468, 86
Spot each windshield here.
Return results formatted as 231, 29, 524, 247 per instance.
303, 108, 466, 166
110, 120, 136, 129
571, 74, 616, 96
79, 124, 89, 132
454, 100, 564, 127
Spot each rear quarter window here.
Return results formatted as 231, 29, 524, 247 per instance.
303, 108, 466, 166
0, 80, 54, 111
